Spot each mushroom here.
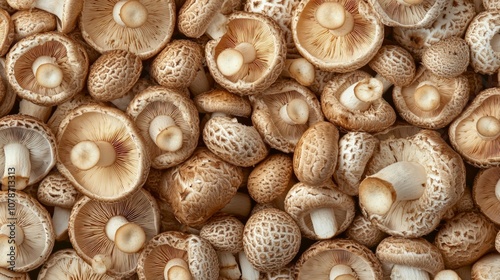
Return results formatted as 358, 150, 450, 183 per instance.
345, 213, 388, 249
472, 167, 500, 225
126, 85, 199, 169
11, 9, 56, 42
68, 188, 160, 278
367, 0, 447, 28
0, 8, 13, 57
295, 238, 383, 280
0, 114, 56, 191
177, 0, 229, 39
471, 253, 500, 280
449, 87, 500, 168
465, 10, 500, 74
194, 88, 252, 119
280, 57, 316, 87
421, 36, 470, 78
57, 104, 150, 202
291, 0, 384, 72
434, 270, 463, 280
18, 99, 52, 122
0, 268, 29, 280
5, 31, 89, 106
392, 66, 470, 129
80, 0, 176, 60
218, 191, 254, 220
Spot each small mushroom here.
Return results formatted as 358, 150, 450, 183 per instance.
421, 36, 470, 78
280, 57, 316, 87
177, 0, 229, 39
472, 167, 500, 225
345, 213, 388, 249
367, 0, 447, 28
471, 253, 500, 280
465, 10, 500, 74
194, 88, 252, 118
11, 9, 56, 42
200, 214, 244, 254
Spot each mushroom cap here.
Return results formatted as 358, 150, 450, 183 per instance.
421, 36, 470, 78
68, 189, 161, 278
205, 11, 286, 95
199, 214, 244, 253
177, 0, 225, 38
465, 10, 500, 74
250, 79, 324, 153
0, 114, 57, 188
376, 236, 445, 277
5, 31, 89, 106
292, 0, 384, 72
243, 207, 301, 272
193, 89, 252, 118
0, 8, 14, 57
126, 86, 199, 169
345, 214, 388, 249
57, 104, 150, 202
368, 45, 416, 87
448, 87, 500, 168
321, 70, 396, 132
0, 268, 29, 279
392, 66, 470, 129
367, 0, 447, 28
0, 70, 16, 118
434, 211, 497, 269
295, 239, 383, 280
471, 253, 500, 280
37, 171, 79, 208
80, 0, 176, 60
472, 167, 500, 225
284, 180, 356, 240
87, 49, 142, 102
11, 9, 57, 42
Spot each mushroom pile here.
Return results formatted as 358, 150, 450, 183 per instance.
0, 1, 500, 279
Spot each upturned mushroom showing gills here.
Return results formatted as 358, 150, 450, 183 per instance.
57, 104, 150, 202
367, 0, 447, 28
473, 167, 500, 225
292, 0, 383, 73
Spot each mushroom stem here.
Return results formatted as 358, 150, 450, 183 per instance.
238, 251, 260, 280
205, 12, 228, 40
391, 264, 430, 280
52, 206, 71, 240
359, 161, 427, 216
164, 258, 192, 280
279, 98, 310, 125
0, 223, 25, 245
217, 251, 241, 280
434, 270, 462, 280
2, 143, 31, 190
339, 78, 384, 111
105, 215, 146, 253
220, 192, 252, 219
91, 254, 113, 275
32, 56, 63, 89
397, 0, 424, 6
149, 115, 183, 152
494, 178, 500, 201
330, 264, 357, 280
414, 81, 441, 111
315, 2, 354, 36
281, 58, 315, 86
189, 68, 212, 96
31, 0, 64, 26
310, 208, 338, 239
217, 42, 257, 77
113, 0, 149, 28
70, 140, 117, 170
476, 116, 500, 140
491, 33, 500, 53
19, 99, 53, 122
0, 235, 16, 269
374, 73, 394, 94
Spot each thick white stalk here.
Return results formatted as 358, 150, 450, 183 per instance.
315, 2, 354, 36
112, 0, 148, 28
19, 99, 53, 122
310, 208, 338, 239
476, 116, 500, 140
105, 215, 146, 253
239, 251, 260, 280
279, 98, 310, 125
329, 264, 356, 280
32, 56, 63, 89
414, 81, 441, 111
2, 143, 31, 190
339, 78, 383, 111
205, 12, 228, 40
164, 258, 192, 280
52, 206, 71, 240
391, 265, 430, 280
374, 73, 394, 94
70, 140, 117, 170
149, 115, 183, 152
217, 251, 241, 280
282, 58, 315, 86
92, 254, 112, 275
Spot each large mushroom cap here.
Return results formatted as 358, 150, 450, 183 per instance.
466, 10, 500, 75
472, 253, 500, 280
367, 0, 447, 28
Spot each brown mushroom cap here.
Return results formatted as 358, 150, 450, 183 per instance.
194, 89, 252, 118
0, 65, 15, 118
368, 45, 416, 87
472, 167, 500, 225
345, 214, 388, 249
37, 171, 79, 209
11, 9, 56, 42
422, 36, 470, 78
0, 8, 14, 57
466, 10, 500, 74
177, 0, 225, 38
367, 0, 447, 28
471, 253, 500, 280
200, 214, 244, 253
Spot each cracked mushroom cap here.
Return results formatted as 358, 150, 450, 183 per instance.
200, 214, 244, 253
0, 9, 13, 57
376, 236, 445, 279
5, 31, 89, 106
421, 36, 470, 78
392, 66, 469, 129
194, 88, 252, 118
11, 9, 57, 42
295, 238, 383, 280
80, 0, 176, 60
205, 11, 286, 95
345, 214, 388, 249
0, 191, 55, 272
68, 189, 161, 278
292, 0, 384, 72
136, 231, 219, 280
466, 10, 500, 74
368, 45, 416, 88
37, 171, 79, 209
472, 167, 500, 225
449, 87, 500, 168
250, 79, 324, 153
57, 104, 150, 202
126, 86, 199, 169
472, 253, 500, 280
367, 0, 447, 28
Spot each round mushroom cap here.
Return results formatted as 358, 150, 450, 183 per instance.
193, 89, 252, 118
367, 0, 447, 28
199, 214, 244, 253
466, 10, 500, 74
422, 36, 470, 78
37, 171, 79, 208
0, 8, 14, 56
471, 253, 500, 280
11, 9, 57, 42
368, 45, 416, 87
177, 0, 225, 38
57, 104, 150, 202
345, 214, 388, 249
5, 31, 89, 106
80, 0, 176, 60
295, 239, 383, 280
472, 167, 500, 225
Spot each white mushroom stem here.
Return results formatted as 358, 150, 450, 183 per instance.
105, 215, 146, 253
330, 264, 357, 280
19, 99, 53, 122
315, 2, 354, 36
434, 270, 462, 280
279, 98, 310, 125
217, 251, 241, 280
189, 68, 212, 96
32, 56, 63, 89
30, 0, 64, 25
339, 78, 384, 111
110, 91, 136, 111
413, 81, 441, 111
164, 258, 192, 280
205, 12, 229, 40
476, 116, 500, 140
359, 161, 427, 216
390, 264, 430, 280
491, 34, 500, 53
217, 42, 257, 77
396, 0, 424, 6
2, 143, 31, 191
149, 115, 183, 152
70, 140, 117, 171
112, 0, 148, 28
220, 192, 252, 219
0, 235, 15, 268
281, 58, 315, 86
52, 206, 71, 240
238, 251, 260, 280
0, 223, 25, 245
92, 254, 113, 275
310, 208, 338, 239
374, 73, 395, 94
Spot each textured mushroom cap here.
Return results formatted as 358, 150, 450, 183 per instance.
471, 253, 500, 280
57, 104, 150, 202
136, 231, 219, 280
243, 207, 301, 272
368, 45, 416, 87
6, 31, 89, 106
250, 79, 324, 153
160, 148, 243, 226
0, 9, 13, 56
177, 0, 225, 38
472, 167, 500, 225
194, 89, 252, 118
11, 9, 56, 42
345, 214, 388, 249
150, 39, 203, 89
37, 171, 79, 208
309, 69, 337, 95
200, 214, 244, 253
392, 67, 470, 129
205, 12, 286, 95
295, 239, 383, 280
368, 0, 447, 28
466, 10, 500, 74
203, 116, 269, 167
69, 189, 161, 279
434, 211, 497, 269
126, 86, 199, 169
442, 186, 475, 220
321, 70, 396, 133
422, 36, 470, 78
360, 129, 466, 238
292, 0, 383, 72
376, 236, 444, 277
80, 0, 176, 60
87, 49, 142, 101
247, 153, 293, 204
449, 87, 500, 168
284, 180, 355, 240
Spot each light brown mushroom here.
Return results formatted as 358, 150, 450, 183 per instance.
465, 10, 500, 74
0, 8, 13, 56
367, 0, 447, 28
177, 0, 228, 39
194, 88, 252, 118
18, 99, 52, 122
280, 57, 316, 87
345, 213, 388, 249
471, 253, 500, 280
11, 9, 56, 42
421, 36, 470, 78
472, 167, 500, 225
